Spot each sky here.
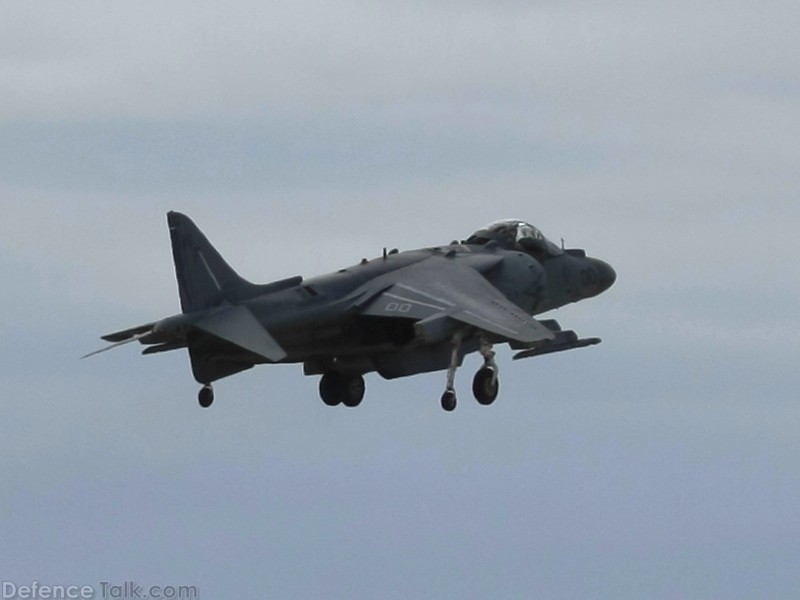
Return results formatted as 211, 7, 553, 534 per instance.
1, 1, 799, 598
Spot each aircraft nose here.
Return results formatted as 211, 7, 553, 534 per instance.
590, 258, 617, 292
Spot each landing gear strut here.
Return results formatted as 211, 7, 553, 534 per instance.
319, 372, 365, 407
473, 335, 499, 405
440, 333, 462, 412
198, 384, 214, 408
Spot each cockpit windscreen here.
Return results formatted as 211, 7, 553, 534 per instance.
466, 220, 563, 257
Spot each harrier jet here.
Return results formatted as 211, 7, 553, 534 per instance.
86, 213, 615, 411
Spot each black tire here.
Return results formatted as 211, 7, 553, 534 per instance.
198, 385, 214, 408
341, 374, 366, 408
472, 367, 499, 405
441, 389, 457, 412
319, 372, 343, 406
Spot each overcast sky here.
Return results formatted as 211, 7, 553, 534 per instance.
2, 1, 799, 598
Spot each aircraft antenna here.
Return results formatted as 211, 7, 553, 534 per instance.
561, 237, 565, 250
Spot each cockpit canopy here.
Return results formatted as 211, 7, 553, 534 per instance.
466, 220, 563, 257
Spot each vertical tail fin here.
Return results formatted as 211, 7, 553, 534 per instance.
167, 211, 303, 314
167, 212, 256, 313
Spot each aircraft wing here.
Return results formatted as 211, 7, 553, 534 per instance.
359, 256, 555, 344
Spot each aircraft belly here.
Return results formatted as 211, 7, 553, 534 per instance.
373, 339, 480, 379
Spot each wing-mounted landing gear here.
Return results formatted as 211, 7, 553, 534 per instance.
441, 333, 462, 412
319, 372, 365, 408
440, 333, 501, 411
441, 389, 456, 412
198, 384, 214, 408
473, 335, 499, 405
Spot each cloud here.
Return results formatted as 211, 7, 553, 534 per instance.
2, 0, 797, 122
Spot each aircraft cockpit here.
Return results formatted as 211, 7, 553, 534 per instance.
466, 220, 563, 258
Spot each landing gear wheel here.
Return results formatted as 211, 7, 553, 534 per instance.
441, 389, 457, 412
319, 372, 343, 406
198, 385, 214, 408
473, 367, 499, 405
341, 374, 365, 408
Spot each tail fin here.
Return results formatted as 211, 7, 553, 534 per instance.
167, 212, 252, 312
168, 212, 302, 313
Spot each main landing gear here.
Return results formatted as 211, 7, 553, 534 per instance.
441, 333, 500, 412
198, 384, 214, 408
319, 371, 366, 407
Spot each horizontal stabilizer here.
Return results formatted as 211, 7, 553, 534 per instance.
195, 305, 286, 362
82, 330, 154, 359
142, 340, 187, 355
101, 322, 157, 343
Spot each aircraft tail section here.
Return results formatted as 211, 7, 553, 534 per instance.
168, 211, 253, 312
167, 211, 301, 313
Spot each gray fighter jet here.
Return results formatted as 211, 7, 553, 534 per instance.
86, 213, 615, 411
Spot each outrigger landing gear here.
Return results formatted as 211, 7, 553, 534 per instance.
439, 333, 500, 410
473, 335, 499, 405
198, 384, 214, 408
441, 333, 462, 412
441, 389, 456, 412
319, 372, 366, 408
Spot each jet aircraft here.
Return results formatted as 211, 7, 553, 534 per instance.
86, 213, 615, 411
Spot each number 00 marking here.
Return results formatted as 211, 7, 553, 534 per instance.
385, 302, 412, 313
